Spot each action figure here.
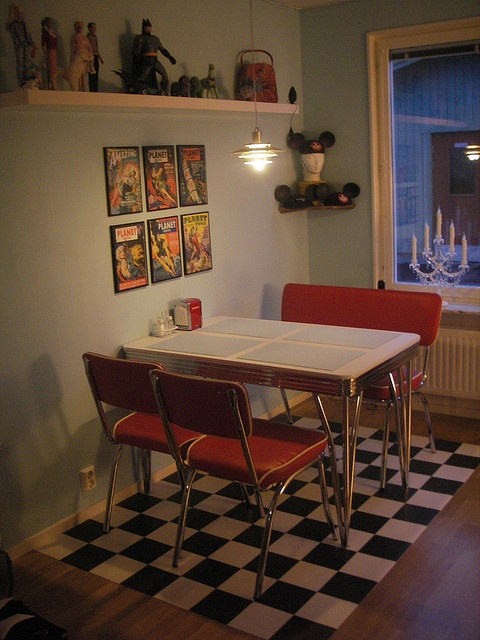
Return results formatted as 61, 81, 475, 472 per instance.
6, 4, 37, 87
132, 18, 176, 95
63, 21, 94, 91
87, 22, 103, 92
41, 17, 58, 90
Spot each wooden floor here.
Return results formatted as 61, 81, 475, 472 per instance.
12, 399, 480, 640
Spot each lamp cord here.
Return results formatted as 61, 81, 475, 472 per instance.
249, 0, 258, 131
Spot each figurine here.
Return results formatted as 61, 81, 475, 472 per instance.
41, 17, 58, 90
170, 74, 189, 97
6, 4, 37, 87
189, 76, 202, 98
22, 67, 41, 89
201, 63, 218, 98
86, 22, 103, 92
132, 18, 176, 95
63, 21, 94, 91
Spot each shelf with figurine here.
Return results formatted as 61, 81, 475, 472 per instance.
0, 87, 295, 114
1, 12, 294, 115
276, 182, 358, 213
275, 127, 360, 213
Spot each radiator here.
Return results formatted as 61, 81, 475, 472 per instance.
420, 328, 480, 400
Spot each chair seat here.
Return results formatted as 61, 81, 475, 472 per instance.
363, 367, 424, 401
185, 418, 328, 489
114, 412, 199, 452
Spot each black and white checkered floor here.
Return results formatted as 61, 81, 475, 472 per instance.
39, 416, 480, 640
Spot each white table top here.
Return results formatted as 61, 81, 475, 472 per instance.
123, 316, 420, 396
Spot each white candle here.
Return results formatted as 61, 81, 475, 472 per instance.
424, 223, 430, 253
412, 235, 417, 263
436, 207, 442, 240
462, 234, 468, 266
449, 220, 455, 253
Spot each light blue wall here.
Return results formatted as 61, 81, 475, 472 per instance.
0, 0, 306, 549
300, 0, 479, 287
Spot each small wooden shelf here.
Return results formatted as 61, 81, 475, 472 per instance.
279, 203, 356, 213
0, 88, 296, 115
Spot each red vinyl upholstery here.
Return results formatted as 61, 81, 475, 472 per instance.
282, 282, 442, 346
280, 283, 443, 485
150, 368, 336, 599
83, 352, 199, 532
364, 367, 424, 400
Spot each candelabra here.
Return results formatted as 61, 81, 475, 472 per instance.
410, 208, 469, 288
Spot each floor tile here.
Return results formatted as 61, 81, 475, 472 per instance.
340, 550, 396, 581
90, 553, 145, 583
155, 576, 214, 609
296, 591, 358, 628
230, 600, 292, 639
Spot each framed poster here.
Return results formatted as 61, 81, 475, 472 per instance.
176, 145, 208, 206
147, 216, 182, 283
104, 146, 143, 216
143, 145, 178, 212
110, 222, 148, 292
181, 211, 212, 275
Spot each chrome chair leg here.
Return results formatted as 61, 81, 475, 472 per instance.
280, 388, 294, 424
254, 482, 285, 600
141, 448, 151, 494
380, 402, 393, 490
253, 488, 266, 518
312, 393, 343, 543
419, 392, 436, 453
104, 443, 125, 533
317, 457, 337, 539
173, 467, 196, 567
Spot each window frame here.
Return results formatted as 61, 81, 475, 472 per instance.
367, 17, 480, 305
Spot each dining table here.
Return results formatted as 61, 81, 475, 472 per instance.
123, 315, 419, 546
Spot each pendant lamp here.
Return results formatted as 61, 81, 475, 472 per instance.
465, 144, 480, 161
233, 0, 282, 171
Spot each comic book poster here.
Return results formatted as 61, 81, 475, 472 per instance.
176, 145, 208, 207
143, 146, 178, 212
181, 211, 212, 275
110, 222, 148, 292
147, 216, 182, 283
104, 147, 143, 215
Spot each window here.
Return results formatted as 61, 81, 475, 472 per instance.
368, 18, 480, 304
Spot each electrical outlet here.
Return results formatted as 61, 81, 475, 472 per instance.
80, 465, 96, 491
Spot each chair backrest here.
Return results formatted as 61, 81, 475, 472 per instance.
83, 352, 164, 416
281, 283, 443, 346
150, 369, 259, 485
150, 368, 253, 440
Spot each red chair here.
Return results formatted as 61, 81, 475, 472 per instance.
150, 368, 336, 599
82, 353, 200, 532
281, 283, 443, 487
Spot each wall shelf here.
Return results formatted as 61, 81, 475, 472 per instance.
279, 203, 356, 213
0, 88, 296, 115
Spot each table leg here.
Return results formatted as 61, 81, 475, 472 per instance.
313, 392, 363, 547
397, 361, 412, 487
390, 370, 405, 483
390, 362, 413, 488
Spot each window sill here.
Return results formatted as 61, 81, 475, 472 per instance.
441, 303, 480, 330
